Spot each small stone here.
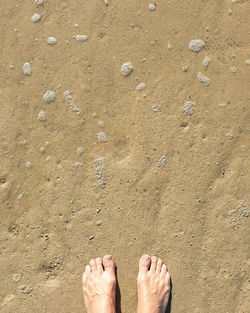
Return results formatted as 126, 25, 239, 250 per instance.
97, 132, 107, 142
151, 104, 161, 112
182, 65, 188, 72
9, 64, 14, 69
94, 158, 106, 188
197, 72, 210, 86
189, 39, 205, 52
26, 161, 32, 168
38, 111, 46, 121
203, 56, 211, 67
121, 62, 134, 76
43, 90, 55, 103
48, 36, 57, 45
228, 8, 232, 15
74, 24, 79, 28
182, 101, 195, 115
157, 156, 168, 168
31, 13, 41, 23
136, 82, 146, 91
104, 0, 109, 6
232, 0, 237, 3
245, 59, 250, 66
230, 66, 237, 73
46, 156, 51, 161
73, 162, 82, 168
98, 120, 105, 128
18, 194, 24, 199
23, 62, 32, 75
92, 112, 97, 118
241, 145, 246, 152
77, 147, 84, 156
35, 0, 44, 5
89, 235, 94, 240
45, 141, 50, 146
226, 133, 233, 139
168, 42, 172, 50
96, 220, 102, 226
218, 103, 227, 108
19, 285, 33, 294
149, 4, 156, 11
75, 35, 88, 42
13, 274, 22, 283
40, 147, 45, 153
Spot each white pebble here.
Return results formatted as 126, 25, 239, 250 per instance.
45, 141, 49, 146
98, 120, 105, 128
121, 62, 134, 76
245, 59, 250, 66
149, 4, 156, 11
23, 62, 32, 75
203, 56, 211, 67
47, 37, 57, 45
77, 147, 84, 156
38, 111, 45, 121
74, 24, 79, 28
35, 0, 43, 5
218, 103, 227, 108
151, 104, 161, 112
157, 156, 167, 168
43, 90, 55, 103
40, 147, 45, 153
18, 194, 24, 200
228, 8, 232, 15
9, 64, 14, 69
104, 0, 109, 5
92, 112, 97, 118
232, 0, 237, 3
189, 39, 205, 52
73, 162, 82, 168
182, 101, 195, 115
97, 132, 107, 142
31, 13, 41, 23
26, 161, 32, 168
241, 145, 246, 152
230, 66, 237, 73
197, 72, 210, 86
75, 35, 88, 42
136, 82, 146, 91
46, 156, 51, 161
168, 42, 172, 50
226, 133, 233, 139
94, 158, 106, 188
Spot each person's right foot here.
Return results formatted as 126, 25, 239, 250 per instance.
137, 254, 171, 313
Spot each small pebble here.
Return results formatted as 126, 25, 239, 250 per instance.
94, 158, 106, 188
157, 156, 168, 168
197, 72, 210, 86
46, 156, 51, 161
92, 112, 97, 118
230, 66, 237, 73
31, 13, 41, 23
168, 42, 172, 50
43, 90, 55, 103
23, 62, 32, 76
98, 120, 105, 128
182, 65, 188, 72
226, 133, 233, 139
26, 161, 32, 168
89, 235, 94, 240
77, 147, 84, 156
73, 162, 82, 168
97, 132, 107, 142
218, 103, 227, 108
182, 101, 195, 115
228, 8, 232, 15
241, 145, 246, 152
40, 147, 45, 153
75, 35, 88, 42
13, 274, 22, 283
189, 39, 205, 52
149, 4, 156, 11
9, 64, 14, 69
47, 36, 57, 45
104, 0, 109, 6
35, 0, 43, 5
96, 220, 102, 226
232, 0, 237, 3
74, 24, 79, 28
151, 104, 161, 112
38, 111, 46, 121
45, 141, 49, 146
203, 56, 211, 67
121, 62, 134, 76
18, 194, 24, 199
245, 59, 250, 66
136, 82, 146, 91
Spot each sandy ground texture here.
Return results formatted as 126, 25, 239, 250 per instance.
0, 0, 250, 312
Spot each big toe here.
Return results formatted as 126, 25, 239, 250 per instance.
139, 254, 151, 274
103, 255, 115, 273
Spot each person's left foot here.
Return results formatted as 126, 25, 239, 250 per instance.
82, 255, 116, 313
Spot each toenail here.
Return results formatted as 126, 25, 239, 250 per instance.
96, 258, 102, 262
142, 255, 151, 263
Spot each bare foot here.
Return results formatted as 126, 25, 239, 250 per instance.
137, 255, 171, 313
82, 255, 116, 313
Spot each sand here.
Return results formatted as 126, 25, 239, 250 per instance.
0, 1, 249, 312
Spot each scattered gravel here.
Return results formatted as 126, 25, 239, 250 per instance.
121, 62, 134, 76
197, 72, 210, 86
157, 156, 168, 168
31, 13, 41, 23
48, 36, 57, 45
43, 90, 55, 103
189, 39, 205, 52
136, 82, 146, 91
94, 158, 106, 188
203, 56, 211, 67
23, 62, 32, 75
182, 101, 195, 115
75, 35, 88, 42
38, 111, 46, 121
97, 132, 107, 142
19, 285, 33, 294
149, 4, 156, 11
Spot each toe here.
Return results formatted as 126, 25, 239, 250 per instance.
160, 263, 167, 276
139, 254, 151, 274
103, 255, 115, 273
165, 271, 171, 283
85, 265, 91, 279
156, 258, 163, 274
89, 259, 97, 272
96, 257, 104, 274
150, 256, 158, 273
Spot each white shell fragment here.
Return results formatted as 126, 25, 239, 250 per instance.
182, 101, 195, 115
157, 156, 167, 168
232, 0, 238, 3
94, 158, 106, 188
230, 66, 237, 73
152, 104, 161, 112
38, 111, 46, 121
31, 13, 41, 23
121, 62, 134, 76
168, 42, 172, 50
48, 37, 57, 45
136, 82, 146, 91
189, 39, 205, 52
149, 4, 156, 11
23, 62, 32, 76
97, 132, 107, 142
35, 0, 44, 5
43, 90, 55, 103
203, 56, 211, 67
104, 0, 109, 5
75, 35, 88, 42
197, 72, 210, 86
245, 60, 250, 66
